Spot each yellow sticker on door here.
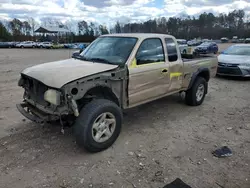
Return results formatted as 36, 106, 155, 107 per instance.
170, 72, 182, 80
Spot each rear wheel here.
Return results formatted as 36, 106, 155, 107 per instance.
74, 99, 122, 152
185, 77, 207, 106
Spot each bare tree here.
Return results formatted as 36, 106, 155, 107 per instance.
22, 21, 31, 35
78, 20, 88, 35
27, 17, 38, 36
9, 18, 22, 37
99, 25, 109, 35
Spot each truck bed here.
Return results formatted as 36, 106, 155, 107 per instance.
182, 54, 217, 62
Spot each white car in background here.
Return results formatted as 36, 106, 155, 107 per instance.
217, 44, 250, 77
176, 39, 188, 54
38, 42, 53, 48
177, 39, 196, 56
16, 41, 37, 48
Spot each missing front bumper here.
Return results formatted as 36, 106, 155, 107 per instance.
16, 103, 59, 123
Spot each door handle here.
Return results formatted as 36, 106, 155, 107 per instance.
162, 69, 168, 73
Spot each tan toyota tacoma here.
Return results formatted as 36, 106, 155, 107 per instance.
17, 34, 218, 152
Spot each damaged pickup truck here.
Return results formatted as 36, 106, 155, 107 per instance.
17, 34, 218, 152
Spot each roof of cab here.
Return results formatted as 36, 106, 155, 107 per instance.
101, 33, 174, 39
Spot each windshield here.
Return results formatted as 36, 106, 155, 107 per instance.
79, 37, 137, 65
200, 42, 211, 47
223, 45, 250, 56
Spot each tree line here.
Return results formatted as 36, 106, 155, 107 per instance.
0, 17, 109, 42
1, 9, 250, 42
113, 9, 250, 39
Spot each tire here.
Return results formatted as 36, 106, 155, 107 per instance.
185, 77, 207, 106
21, 46, 24, 48
32, 45, 35, 48
73, 99, 122, 152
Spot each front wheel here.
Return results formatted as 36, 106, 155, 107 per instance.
74, 99, 122, 152
185, 77, 207, 106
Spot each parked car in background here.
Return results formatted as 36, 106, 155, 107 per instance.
0, 42, 12, 48
51, 43, 64, 49
202, 39, 210, 43
78, 43, 88, 50
217, 44, 250, 77
239, 38, 245, 43
14, 42, 21, 47
195, 42, 218, 54
63, 43, 78, 49
176, 39, 188, 54
7, 42, 17, 48
187, 39, 202, 46
232, 36, 238, 43
221, 37, 229, 43
38, 42, 52, 48
245, 38, 250, 43
16, 41, 37, 48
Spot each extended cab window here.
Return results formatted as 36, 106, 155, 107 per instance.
165, 38, 178, 62
136, 38, 165, 65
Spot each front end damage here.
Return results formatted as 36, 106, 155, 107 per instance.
16, 74, 79, 124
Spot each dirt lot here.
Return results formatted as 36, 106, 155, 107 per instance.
0, 46, 250, 188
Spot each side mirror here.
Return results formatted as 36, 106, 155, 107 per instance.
72, 51, 80, 58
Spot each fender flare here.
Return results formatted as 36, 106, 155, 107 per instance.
188, 68, 210, 93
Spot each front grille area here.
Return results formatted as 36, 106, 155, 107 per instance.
22, 75, 49, 106
196, 49, 207, 53
217, 67, 242, 76
218, 62, 239, 67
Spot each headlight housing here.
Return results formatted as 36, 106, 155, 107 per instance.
44, 89, 61, 105
240, 63, 250, 67
239, 63, 250, 69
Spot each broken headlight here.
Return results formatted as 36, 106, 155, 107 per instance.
44, 89, 61, 105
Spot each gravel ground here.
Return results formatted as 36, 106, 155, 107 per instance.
0, 46, 250, 188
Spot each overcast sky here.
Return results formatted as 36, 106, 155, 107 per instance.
1, 0, 250, 25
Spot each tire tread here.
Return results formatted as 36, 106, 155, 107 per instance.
185, 76, 207, 106
74, 99, 122, 152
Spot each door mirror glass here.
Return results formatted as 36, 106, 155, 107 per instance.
72, 51, 80, 58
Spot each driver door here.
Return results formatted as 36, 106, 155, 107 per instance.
128, 38, 170, 107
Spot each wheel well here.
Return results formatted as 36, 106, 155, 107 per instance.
79, 86, 119, 107
197, 70, 210, 82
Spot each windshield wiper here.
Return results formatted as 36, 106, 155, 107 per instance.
88, 58, 114, 64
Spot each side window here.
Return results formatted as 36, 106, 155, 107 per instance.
165, 38, 178, 62
136, 38, 165, 65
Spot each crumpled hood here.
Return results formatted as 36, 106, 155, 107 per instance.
218, 54, 250, 65
22, 58, 118, 88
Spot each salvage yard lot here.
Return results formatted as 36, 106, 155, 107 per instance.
0, 46, 250, 188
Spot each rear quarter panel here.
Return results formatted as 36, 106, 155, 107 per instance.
182, 56, 218, 88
